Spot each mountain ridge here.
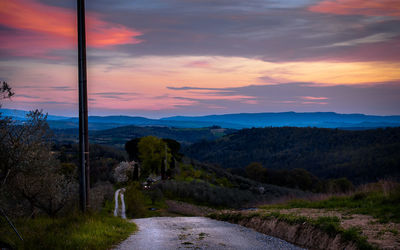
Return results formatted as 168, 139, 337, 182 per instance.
2, 108, 400, 130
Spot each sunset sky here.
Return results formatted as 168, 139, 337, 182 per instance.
0, 0, 399, 117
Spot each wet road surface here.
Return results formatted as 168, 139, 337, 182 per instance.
114, 217, 305, 250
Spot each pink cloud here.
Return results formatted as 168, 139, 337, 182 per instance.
184, 60, 211, 68
302, 96, 329, 100
309, 0, 400, 17
301, 101, 329, 105
337, 36, 400, 62
0, 0, 143, 58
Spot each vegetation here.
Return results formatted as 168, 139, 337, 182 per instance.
1, 83, 136, 249
261, 181, 400, 223
243, 161, 355, 192
54, 143, 127, 184
138, 136, 171, 179
53, 125, 236, 148
156, 179, 256, 208
184, 127, 400, 183
0, 212, 136, 249
123, 182, 167, 218
150, 156, 306, 208
209, 211, 375, 250
1, 109, 78, 217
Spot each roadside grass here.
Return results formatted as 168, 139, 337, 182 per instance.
142, 196, 168, 217
260, 181, 400, 223
209, 211, 375, 250
0, 211, 136, 250
124, 182, 168, 218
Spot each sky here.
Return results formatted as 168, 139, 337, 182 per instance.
0, 0, 399, 118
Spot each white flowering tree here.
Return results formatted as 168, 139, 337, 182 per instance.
113, 161, 137, 183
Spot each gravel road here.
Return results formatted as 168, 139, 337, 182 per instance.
114, 217, 305, 250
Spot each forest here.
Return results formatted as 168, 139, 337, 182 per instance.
184, 127, 400, 183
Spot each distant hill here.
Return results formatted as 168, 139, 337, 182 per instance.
183, 126, 400, 183
2, 108, 400, 130
53, 125, 236, 147
162, 112, 400, 129
0, 108, 70, 121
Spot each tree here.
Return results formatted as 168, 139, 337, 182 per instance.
0, 81, 14, 100
125, 138, 140, 162
137, 136, 171, 179
125, 138, 141, 180
162, 138, 182, 161
245, 162, 266, 182
1, 108, 77, 216
113, 161, 134, 183
126, 137, 181, 180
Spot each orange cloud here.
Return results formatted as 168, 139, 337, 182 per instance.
309, 0, 400, 17
302, 96, 329, 100
0, 0, 142, 57
184, 60, 211, 68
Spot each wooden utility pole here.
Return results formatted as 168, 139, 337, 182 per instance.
77, 0, 89, 212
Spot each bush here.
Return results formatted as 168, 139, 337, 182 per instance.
156, 180, 256, 208
89, 181, 114, 211
146, 187, 163, 205
125, 182, 146, 218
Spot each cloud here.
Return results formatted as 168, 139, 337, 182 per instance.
184, 60, 211, 68
320, 33, 398, 47
3, 0, 399, 63
91, 91, 139, 101
166, 81, 400, 115
302, 96, 329, 100
309, 0, 400, 17
0, 0, 143, 58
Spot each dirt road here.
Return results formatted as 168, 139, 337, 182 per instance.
114, 217, 305, 250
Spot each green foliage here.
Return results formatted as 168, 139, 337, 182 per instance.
244, 161, 325, 192
54, 126, 236, 148
53, 143, 126, 184
156, 180, 257, 208
0, 212, 136, 250
138, 136, 171, 177
184, 127, 400, 183
326, 178, 355, 193
261, 184, 400, 223
245, 162, 265, 182
146, 187, 163, 205
125, 137, 141, 161
314, 216, 341, 236
1, 110, 78, 217
125, 182, 147, 218
210, 211, 375, 250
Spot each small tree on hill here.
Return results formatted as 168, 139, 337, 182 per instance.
137, 136, 171, 179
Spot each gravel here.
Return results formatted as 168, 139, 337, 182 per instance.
114, 217, 306, 250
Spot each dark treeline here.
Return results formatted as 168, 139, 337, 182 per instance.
183, 127, 400, 183
52, 125, 236, 148
53, 143, 127, 184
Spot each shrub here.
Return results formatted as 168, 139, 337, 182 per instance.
156, 180, 256, 208
125, 182, 146, 218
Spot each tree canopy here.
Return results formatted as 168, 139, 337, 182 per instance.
137, 136, 172, 179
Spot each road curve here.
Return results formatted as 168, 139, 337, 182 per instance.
114, 217, 305, 250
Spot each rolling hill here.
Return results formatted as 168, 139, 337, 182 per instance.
183, 126, 400, 183
3, 109, 400, 130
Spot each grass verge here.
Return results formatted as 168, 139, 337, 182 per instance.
260, 185, 400, 223
0, 212, 136, 250
209, 211, 376, 250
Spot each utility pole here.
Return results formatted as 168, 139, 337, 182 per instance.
77, 0, 89, 212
